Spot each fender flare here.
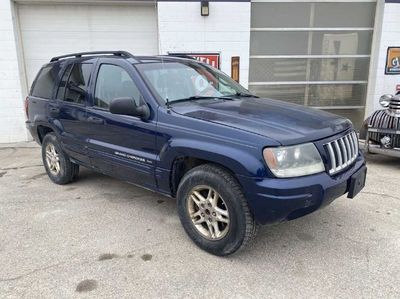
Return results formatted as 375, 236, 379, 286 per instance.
159, 138, 267, 177
33, 116, 64, 142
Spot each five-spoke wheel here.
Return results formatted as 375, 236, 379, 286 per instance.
188, 186, 230, 240
41, 132, 79, 185
45, 143, 61, 175
177, 164, 258, 256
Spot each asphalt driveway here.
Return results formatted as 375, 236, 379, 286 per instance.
0, 143, 399, 298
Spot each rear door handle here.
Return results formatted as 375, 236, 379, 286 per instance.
49, 106, 60, 116
86, 116, 104, 124
49, 107, 60, 113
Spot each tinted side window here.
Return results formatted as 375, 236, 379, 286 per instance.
94, 64, 142, 109
31, 66, 57, 99
63, 63, 92, 105
56, 64, 73, 100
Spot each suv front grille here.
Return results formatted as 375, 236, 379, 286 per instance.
324, 131, 358, 175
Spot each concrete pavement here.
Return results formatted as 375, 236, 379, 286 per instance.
0, 144, 399, 298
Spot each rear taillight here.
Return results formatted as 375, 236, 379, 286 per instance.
24, 96, 29, 119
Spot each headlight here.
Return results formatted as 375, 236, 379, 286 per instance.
263, 143, 324, 178
379, 94, 393, 108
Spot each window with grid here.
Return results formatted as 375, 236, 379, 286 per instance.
248, 1, 376, 128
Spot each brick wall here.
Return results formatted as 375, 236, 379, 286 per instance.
0, 1, 27, 143
157, 1, 251, 88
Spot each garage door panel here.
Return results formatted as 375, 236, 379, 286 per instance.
18, 4, 158, 86
248, 1, 375, 129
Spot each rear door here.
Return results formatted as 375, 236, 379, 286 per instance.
85, 59, 158, 189
52, 62, 93, 165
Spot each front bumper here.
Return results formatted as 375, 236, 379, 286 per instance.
238, 154, 366, 225
365, 127, 400, 158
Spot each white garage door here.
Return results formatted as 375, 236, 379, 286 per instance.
18, 3, 158, 87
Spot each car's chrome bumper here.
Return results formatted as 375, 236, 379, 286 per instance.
365, 127, 400, 158
367, 144, 400, 158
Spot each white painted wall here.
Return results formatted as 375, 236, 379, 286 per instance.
157, 1, 251, 88
0, 1, 28, 143
366, 1, 400, 115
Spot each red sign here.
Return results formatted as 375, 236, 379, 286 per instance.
190, 54, 220, 69
169, 52, 220, 69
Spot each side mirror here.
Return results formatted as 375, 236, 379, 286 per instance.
109, 97, 150, 120
379, 94, 393, 108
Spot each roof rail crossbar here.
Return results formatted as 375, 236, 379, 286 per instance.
50, 50, 135, 62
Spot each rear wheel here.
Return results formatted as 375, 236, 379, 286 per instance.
177, 164, 258, 256
41, 133, 79, 185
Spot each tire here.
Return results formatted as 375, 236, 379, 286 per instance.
41, 132, 79, 185
177, 164, 258, 256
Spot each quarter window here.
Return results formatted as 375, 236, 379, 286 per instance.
31, 66, 57, 99
94, 64, 142, 109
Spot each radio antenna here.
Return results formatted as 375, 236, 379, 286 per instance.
156, 3, 170, 110
161, 55, 170, 109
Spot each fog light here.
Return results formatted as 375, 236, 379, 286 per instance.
379, 94, 393, 108
381, 136, 391, 148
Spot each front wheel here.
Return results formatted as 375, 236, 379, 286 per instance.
177, 164, 258, 256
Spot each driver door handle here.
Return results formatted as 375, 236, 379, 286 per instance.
86, 116, 104, 124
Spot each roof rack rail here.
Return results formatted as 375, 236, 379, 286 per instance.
166, 54, 196, 60
50, 51, 135, 62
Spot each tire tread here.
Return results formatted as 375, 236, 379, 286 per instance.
177, 163, 258, 255
201, 164, 258, 253
42, 132, 79, 185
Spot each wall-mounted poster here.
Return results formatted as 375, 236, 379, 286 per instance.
168, 52, 220, 69
231, 56, 240, 83
385, 47, 400, 75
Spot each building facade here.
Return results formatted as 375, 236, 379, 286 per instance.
0, 0, 399, 143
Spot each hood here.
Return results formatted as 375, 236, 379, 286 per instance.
171, 97, 352, 145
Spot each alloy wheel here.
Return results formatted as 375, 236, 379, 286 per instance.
187, 185, 230, 240
45, 143, 60, 175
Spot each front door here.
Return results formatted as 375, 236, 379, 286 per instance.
85, 60, 158, 189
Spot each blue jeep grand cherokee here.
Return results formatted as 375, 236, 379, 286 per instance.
26, 51, 367, 256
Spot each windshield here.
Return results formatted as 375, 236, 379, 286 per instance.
136, 61, 250, 103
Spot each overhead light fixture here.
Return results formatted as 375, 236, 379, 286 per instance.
201, 1, 209, 16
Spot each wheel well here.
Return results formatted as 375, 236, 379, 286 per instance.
37, 126, 54, 144
170, 156, 239, 197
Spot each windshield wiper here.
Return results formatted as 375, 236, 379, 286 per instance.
168, 95, 235, 105
227, 92, 258, 98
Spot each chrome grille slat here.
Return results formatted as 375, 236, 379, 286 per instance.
326, 143, 336, 173
344, 135, 352, 160
325, 131, 358, 175
333, 140, 342, 167
339, 139, 347, 166
350, 132, 357, 159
